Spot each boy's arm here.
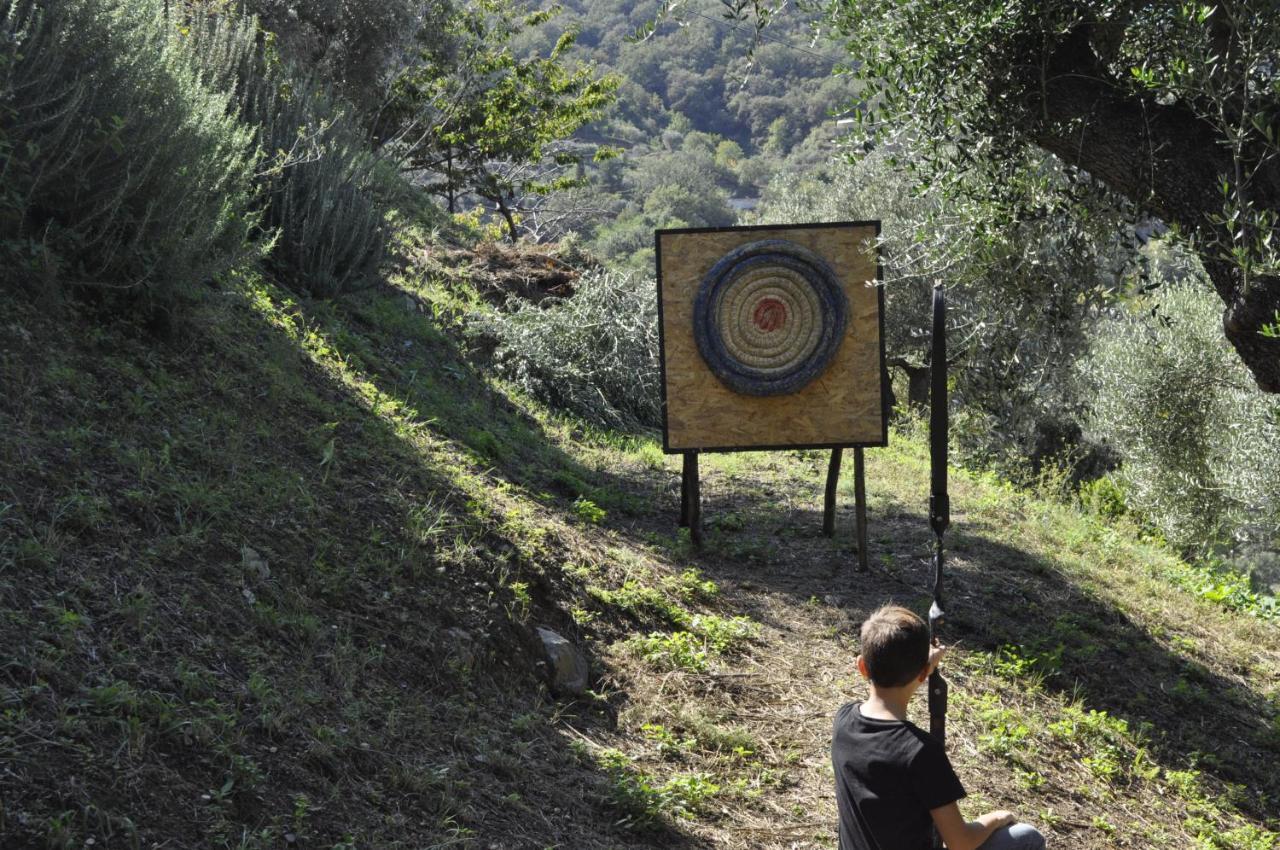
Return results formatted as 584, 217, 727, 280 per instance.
929, 803, 1016, 850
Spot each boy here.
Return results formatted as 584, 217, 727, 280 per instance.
832, 605, 1045, 850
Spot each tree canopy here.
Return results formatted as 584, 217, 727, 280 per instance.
829, 0, 1280, 391
381, 1, 618, 240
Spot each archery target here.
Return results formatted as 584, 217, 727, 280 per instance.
656, 222, 886, 453
693, 239, 849, 396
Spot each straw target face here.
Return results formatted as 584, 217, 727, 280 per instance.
693, 239, 850, 396
656, 221, 884, 452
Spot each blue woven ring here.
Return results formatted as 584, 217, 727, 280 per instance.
693, 239, 849, 396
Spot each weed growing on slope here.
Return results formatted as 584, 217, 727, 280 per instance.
967, 693, 1036, 762
641, 723, 698, 759
664, 707, 761, 761
625, 631, 709, 672
621, 614, 757, 672
588, 578, 691, 627
663, 567, 719, 602
982, 643, 1065, 686
690, 614, 758, 653
573, 496, 607, 523
595, 748, 720, 828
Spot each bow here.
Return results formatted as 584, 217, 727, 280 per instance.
928, 283, 950, 848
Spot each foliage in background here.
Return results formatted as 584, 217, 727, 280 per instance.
1081, 259, 1280, 559
540, 0, 852, 150
383, 0, 618, 241
826, 0, 1280, 392
0, 0, 262, 322
478, 268, 661, 429
246, 74, 390, 298
589, 126, 738, 273
241, 0, 452, 111
756, 145, 1126, 478
505, 1, 857, 255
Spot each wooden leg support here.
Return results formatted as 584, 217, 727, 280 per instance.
679, 456, 690, 528
683, 450, 702, 547
823, 448, 843, 537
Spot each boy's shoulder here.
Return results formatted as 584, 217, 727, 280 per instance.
833, 702, 945, 760
834, 701, 931, 735
832, 702, 968, 825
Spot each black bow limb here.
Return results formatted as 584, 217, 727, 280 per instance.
928, 283, 950, 848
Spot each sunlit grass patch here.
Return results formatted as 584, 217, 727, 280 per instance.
592, 747, 721, 828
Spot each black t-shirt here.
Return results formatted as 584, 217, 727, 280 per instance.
831, 702, 966, 850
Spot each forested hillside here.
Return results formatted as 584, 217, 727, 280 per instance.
509, 1, 858, 268
3, 1, 1280, 848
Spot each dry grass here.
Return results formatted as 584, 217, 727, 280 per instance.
2, 236, 1277, 848
560, 439, 1280, 849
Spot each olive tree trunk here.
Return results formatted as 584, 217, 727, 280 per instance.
1029, 23, 1280, 392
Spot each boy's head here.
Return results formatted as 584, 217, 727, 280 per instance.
858, 605, 930, 687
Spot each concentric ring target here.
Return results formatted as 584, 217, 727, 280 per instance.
693, 239, 849, 396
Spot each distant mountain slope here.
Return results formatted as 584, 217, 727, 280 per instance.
512, 1, 853, 149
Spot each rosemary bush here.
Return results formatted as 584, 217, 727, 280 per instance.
245, 75, 388, 298
1081, 280, 1280, 556
0, 0, 261, 319
479, 268, 661, 429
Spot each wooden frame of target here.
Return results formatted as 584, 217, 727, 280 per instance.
655, 221, 887, 567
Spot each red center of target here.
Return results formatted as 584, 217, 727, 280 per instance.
752, 298, 787, 332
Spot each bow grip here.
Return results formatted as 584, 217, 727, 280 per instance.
928, 669, 948, 742
929, 492, 950, 537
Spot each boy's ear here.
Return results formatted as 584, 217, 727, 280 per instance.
856, 655, 869, 679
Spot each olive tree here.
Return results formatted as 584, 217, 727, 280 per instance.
379, 1, 618, 241
827, 0, 1280, 392
757, 144, 1127, 471
1081, 255, 1280, 555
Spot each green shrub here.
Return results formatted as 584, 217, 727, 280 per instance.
595, 748, 719, 827
758, 148, 1120, 482
588, 579, 691, 626
478, 268, 661, 428
240, 0, 435, 109
245, 74, 389, 298
689, 614, 757, 654
624, 631, 709, 672
1081, 279, 1280, 556
1079, 475, 1129, 521
0, 0, 262, 320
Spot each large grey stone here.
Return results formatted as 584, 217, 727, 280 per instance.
536, 627, 588, 696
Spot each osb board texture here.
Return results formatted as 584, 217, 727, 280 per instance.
659, 224, 882, 451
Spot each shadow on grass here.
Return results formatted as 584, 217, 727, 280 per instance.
0, 279, 708, 850
289, 287, 652, 508
229, 282, 714, 849
276, 274, 1280, 838
603, 459, 1280, 827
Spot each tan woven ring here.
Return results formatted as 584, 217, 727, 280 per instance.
715, 265, 822, 374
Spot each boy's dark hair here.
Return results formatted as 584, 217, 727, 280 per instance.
859, 605, 930, 687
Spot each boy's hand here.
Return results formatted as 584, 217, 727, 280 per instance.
926, 642, 949, 675
981, 810, 1017, 829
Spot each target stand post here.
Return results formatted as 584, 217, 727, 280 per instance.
679, 456, 691, 528
823, 447, 870, 572
823, 448, 842, 537
681, 451, 703, 547
854, 447, 869, 572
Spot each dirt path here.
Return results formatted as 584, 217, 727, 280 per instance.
562, 445, 1280, 849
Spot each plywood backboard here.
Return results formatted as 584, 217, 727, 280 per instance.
657, 221, 886, 453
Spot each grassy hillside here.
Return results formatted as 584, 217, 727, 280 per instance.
2, 230, 1278, 849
